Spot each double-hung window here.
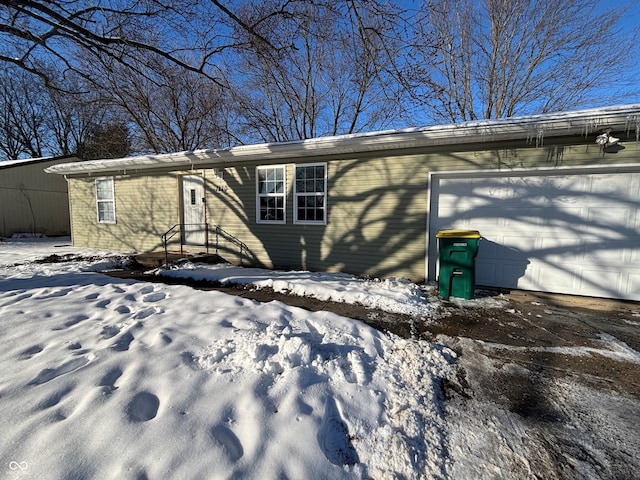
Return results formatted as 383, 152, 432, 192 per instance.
256, 166, 286, 223
95, 177, 116, 223
294, 163, 327, 224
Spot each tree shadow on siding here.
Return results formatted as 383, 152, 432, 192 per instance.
203, 139, 639, 285
71, 174, 183, 253
430, 171, 640, 300
210, 149, 495, 280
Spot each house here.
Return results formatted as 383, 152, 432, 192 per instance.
1, 155, 80, 237
45, 105, 640, 301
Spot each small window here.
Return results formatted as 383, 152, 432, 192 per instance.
256, 166, 286, 223
294, 163, 327, 224
95, 177, 116, 223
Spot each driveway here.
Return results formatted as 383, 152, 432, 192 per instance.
111, 267, 640, 479
422, 290, 640, 479
217, 283, 640, 479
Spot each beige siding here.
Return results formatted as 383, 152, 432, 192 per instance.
0, 158, 75, 236
204, 139, 640, 281
323, 156, 430, 279
206, 150, 478, 279
69, 173, 182, 252
66, 136, 640, 280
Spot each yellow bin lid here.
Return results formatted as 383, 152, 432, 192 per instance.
436, 229, 481, 239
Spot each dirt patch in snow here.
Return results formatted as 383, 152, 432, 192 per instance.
106, 266, 640, 479
428, 291, 640, 398
108, 267, 640, 397
426, 291, 640, 480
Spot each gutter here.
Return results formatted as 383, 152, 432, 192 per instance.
44, 104, 640, 176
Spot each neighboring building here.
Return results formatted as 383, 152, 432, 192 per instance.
1, 155, 80, 237
46, 105, 640, 301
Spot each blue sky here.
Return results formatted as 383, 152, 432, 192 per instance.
397, 0, 640, 107
604, 0, 640, 102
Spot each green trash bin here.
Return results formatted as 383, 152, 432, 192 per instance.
436, 229, 481, 299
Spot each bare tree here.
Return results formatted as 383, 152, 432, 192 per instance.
0, 0, 298, 89
77, 122, 131, 160
408, 0, 640, 123
229, 0, 408, 142
0, 74, 25, 159
5, 0, 636, 158
0, 66, 125, 160
87, 54, 233, 153
45, 77, 122, 157
0, 67, 49, 159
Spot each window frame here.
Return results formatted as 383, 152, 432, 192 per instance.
95, 177, 116, 224
294, 162, 327, 225
256, 165, 287, 224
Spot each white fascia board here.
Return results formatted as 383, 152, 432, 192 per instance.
45, 104, 640, 176
2, 154, 79, 169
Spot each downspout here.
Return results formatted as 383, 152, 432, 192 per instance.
424, 173, 434, 283
202, 169, 209, 254
64, 175, 74, 244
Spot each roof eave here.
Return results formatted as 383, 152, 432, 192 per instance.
45, 104, 640, 176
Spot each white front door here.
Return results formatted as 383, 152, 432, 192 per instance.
182, 175, 205, 245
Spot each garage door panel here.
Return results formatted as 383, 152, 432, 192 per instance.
581, 243, 628, 263
629, 273, 640, 297
501, 209, 546, 228
542, 207, 585, 228
436, 206, 472, 223
439, 208, 548, 230
587, 206, 633, 231
462, 217, 507, 230
578, 268, 623, 296
476, 260, 531, 288
499, 235, 536, 255
589, 174, 634, 195
539, 236, 585, 262
537, 264, 580, 290
430, 168, 640, 300
475, 261, 497, 284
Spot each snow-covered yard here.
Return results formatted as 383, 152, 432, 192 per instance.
0, 238, 458, 479
1, 238, 639, 479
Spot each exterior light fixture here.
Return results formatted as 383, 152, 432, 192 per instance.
595, 130, 620, 146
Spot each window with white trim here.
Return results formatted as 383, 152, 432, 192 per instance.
256, 166, 286, 223
294, 163, 327, 224
95, 177, 116, 223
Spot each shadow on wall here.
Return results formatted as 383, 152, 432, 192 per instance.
213, 156, 434, 280
475, 239, 531, 289
209, 141, 617, 281
430, 167, 640, 299
71, 175, 182, 253
78, 138, 633, 284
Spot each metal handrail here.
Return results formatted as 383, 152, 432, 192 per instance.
214, 225, 249, 264
161, 223, 248, 266
161, 223, 210, 265
161, 224, 181, 265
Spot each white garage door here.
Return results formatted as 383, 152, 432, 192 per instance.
428, 165, 640, 301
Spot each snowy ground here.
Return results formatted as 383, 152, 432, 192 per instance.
1, 238, 639, 479
0, 238, 458, 479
